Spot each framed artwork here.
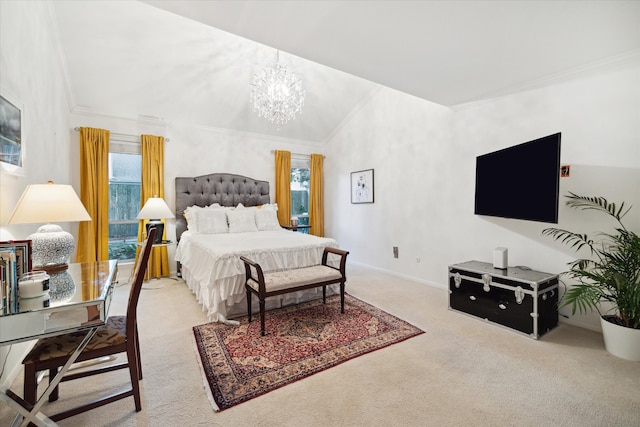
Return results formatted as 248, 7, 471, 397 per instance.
0, 93, 23, 170
0, 240, 32, 280
351, 169, 374, 204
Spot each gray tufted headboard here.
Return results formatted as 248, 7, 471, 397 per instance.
175, 173, 270, 242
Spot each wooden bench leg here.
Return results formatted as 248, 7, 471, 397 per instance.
340, 282, 345, 314
322, 285, 326, 303
246, 287, 252, 323
259, 299, 266, 336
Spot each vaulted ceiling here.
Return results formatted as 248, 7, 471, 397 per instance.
52, 1, 640, 143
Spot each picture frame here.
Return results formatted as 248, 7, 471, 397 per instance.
351, 169, 374, 204
0, 240, 32, 280
0, 92, 23, 171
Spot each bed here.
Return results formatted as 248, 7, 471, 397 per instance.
174, 173, 340, 323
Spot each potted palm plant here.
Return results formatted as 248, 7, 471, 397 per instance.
542, 193, 640, 361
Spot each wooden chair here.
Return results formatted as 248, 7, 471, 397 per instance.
22, 227, 157, 422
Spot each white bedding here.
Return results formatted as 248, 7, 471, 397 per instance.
175, 229, 339, 322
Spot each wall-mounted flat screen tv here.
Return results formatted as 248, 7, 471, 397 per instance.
474, 133, 561, 224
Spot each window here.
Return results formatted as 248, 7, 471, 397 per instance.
291, 157, 310, 232
108, 141, 141, 261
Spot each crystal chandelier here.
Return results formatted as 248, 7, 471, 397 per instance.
250, 51, 305, 127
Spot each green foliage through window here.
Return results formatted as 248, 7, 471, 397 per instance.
108, 152, 141, 261
291, 167, 310, 230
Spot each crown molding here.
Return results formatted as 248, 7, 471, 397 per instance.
69, 108, 322, 149
452, 49, 640, 111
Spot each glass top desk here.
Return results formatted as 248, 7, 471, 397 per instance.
0, 260, 118, 427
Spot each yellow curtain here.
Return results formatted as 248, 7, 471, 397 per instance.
137, 134, 170, 279
275, 150, 291, 226
77, 127, 110, 263
309, 154, 324, 237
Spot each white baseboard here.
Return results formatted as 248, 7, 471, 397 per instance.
348, 260, 603, 335
558, 315, 603, 333
348, 260, 446, 290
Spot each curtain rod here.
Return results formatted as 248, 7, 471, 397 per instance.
73, 127, 170, 142
271, 150, 325, 158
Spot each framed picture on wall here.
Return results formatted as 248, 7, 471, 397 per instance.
0, 93, 23, 171
351, 169, 374, 204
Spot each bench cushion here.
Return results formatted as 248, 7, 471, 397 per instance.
248, 265, 343, 293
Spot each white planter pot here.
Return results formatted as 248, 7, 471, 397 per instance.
600, 316, 640, 361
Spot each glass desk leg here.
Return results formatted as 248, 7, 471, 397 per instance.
3, 327, 99, 427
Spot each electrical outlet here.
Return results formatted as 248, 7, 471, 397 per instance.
393, 246, 398, 258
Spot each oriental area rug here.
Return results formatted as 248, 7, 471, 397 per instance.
193, 294, 424, 411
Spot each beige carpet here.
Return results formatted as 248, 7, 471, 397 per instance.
1, 264, 639, 426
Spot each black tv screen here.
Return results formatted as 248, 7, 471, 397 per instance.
474, 133, 561, 224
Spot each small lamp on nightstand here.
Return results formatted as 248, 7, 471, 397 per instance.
137, 196, 174, 244
8, 181, 91, 273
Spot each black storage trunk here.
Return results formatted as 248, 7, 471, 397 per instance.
448, 261, 559, 339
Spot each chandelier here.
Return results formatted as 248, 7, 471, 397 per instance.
250, 51, 305, 127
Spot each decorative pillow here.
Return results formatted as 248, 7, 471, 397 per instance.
255, 208, 281, 231
184, 205, 206, 232
235, 203, 259, 211
196, 209, 228, 234
226, 209, 258, 233
257, 203, 278, 211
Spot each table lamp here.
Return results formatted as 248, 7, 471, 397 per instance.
136, 196, 173, 244
8, 181, 91, 273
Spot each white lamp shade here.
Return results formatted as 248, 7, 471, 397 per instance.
8, 183, 91, 224
8, 182, 90, 271
137, 197, 174, 220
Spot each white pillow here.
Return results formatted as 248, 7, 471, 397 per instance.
257, 203, 278, 211
196, 209, 229, 234
226, 209, 258, 233
235, 203, 258, 211
255, 208, 281, 231
184, 205, 206, 232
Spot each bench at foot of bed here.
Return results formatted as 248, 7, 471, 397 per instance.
240, 247, 349, 336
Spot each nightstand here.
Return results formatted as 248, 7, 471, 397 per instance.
282, 225, 311, 232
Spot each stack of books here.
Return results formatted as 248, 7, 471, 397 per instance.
0, 248, 18, 314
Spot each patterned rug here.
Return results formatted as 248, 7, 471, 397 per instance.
193, 294, 425, 411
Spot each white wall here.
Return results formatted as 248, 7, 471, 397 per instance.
453, 60, 640, 330
325, 57, 640, 332
324, 88, 454, 285
0, 1, 73, 388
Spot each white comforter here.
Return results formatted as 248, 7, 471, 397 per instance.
175, 230, 339, 322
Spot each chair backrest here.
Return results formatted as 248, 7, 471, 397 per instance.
125, 227, 156, 335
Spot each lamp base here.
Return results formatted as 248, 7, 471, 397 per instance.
29, 224, 75, 271
33, 263, 69, 274
146, 220, 164, 244
48, 270, 76, 303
